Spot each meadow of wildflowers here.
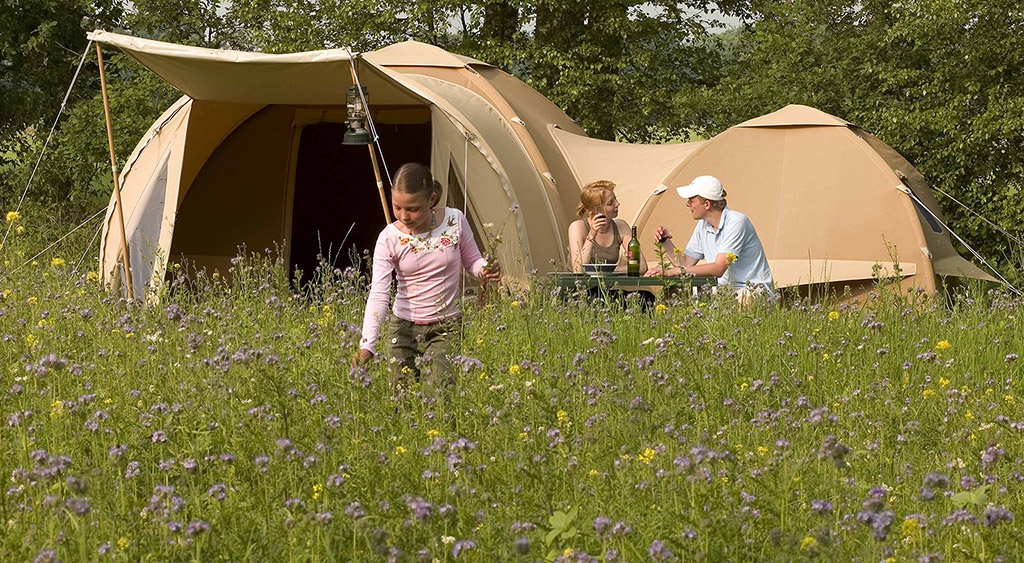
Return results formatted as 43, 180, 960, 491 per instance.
1, 219, 1023, 562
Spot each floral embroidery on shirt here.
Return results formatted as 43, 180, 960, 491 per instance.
396, 210, 461, 253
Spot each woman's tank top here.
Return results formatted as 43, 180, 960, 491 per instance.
586, 222, 622, 264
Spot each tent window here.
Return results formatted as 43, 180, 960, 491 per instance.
900, 178, 943, 234
911, 198, 943, 234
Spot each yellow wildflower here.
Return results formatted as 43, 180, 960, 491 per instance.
923, 389, 935, 398
87, 271, 99, 282
50, 257, 66, 267
15, 225, 24, 234
828, 311, 839, 321
901, 517, 920, 537
965, 411, 974, 420
510, 300, 520, 307
1, 289, 9, 299
312, 483, 323, 500
508, 364, 521, 376
50, 400, 64, 419
935, 340, 951, 350
725, 252, 738, 265
939, 377, 950, 387
757, 446, 768, 456
1006, 395, 1016, 404
393, 446, 407, 455
556, 410, 568, 425
27, 296, 37, 305
639, 448, 656, 465
25, 334, 38, 347
800, 536, 818, 552
588, 469, 599, 476
655, 303, 668, 315
5, 211, 20, 223
117, 537, 129, 550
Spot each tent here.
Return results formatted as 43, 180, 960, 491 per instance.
553, 104, 995, 296
93, 29, 992, 299
89, 31, 586, 299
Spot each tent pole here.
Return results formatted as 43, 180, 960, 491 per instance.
368, 143, 391, 224
96, 44, 135, 301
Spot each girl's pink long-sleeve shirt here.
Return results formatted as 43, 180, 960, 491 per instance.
359, 207, 487, 354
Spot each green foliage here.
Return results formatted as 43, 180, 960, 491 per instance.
1, 255, 1023, 561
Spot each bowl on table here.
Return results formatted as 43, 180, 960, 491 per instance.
582, 263, 617, 276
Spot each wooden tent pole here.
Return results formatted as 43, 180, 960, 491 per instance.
96, 43, 135, 301
348, 61, 391, 224
368, 144, 391, 224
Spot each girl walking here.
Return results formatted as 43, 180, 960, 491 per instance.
355, 163, 501, 386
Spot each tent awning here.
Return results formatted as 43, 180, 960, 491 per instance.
88, 30, 425, 106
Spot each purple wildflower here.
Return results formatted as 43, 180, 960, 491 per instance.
451, 539, 476, 558
648, 539, 675, 562
923, 472, 950, 489
65, 497, 90, 515
185, 520, 210, 537
34, 548, 58, 563
406, 496, 433, 520
810, 499, 833, 515
124, 461, 140, 479
345, 501, 365, 520
942, 509, 977, 526
982, 506, 1014, 528
207, 483, 227, 501
593, 515, 611, 538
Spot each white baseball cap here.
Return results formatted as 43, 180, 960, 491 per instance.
676, 175, 725, 201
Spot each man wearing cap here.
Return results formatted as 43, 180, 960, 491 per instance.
648, 175, 775, 301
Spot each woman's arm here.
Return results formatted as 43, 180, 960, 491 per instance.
567, 220, 594, 272
357, 232, 396, 359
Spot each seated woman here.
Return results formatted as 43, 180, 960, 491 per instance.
567, 180, 647, 274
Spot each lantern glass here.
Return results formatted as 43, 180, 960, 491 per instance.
343, 85, 371, 145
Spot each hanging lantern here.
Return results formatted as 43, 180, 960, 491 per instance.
343, 85, 371, 145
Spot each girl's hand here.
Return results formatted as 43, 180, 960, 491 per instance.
352, 348, 373, 368
482, 260, 502, 282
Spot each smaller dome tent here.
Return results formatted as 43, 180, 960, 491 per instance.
556, 104, 994, 296
90, 31, 583, 299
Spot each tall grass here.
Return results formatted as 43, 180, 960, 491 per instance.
1, 229, 1022, 562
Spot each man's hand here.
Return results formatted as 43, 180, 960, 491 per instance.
646, 264, 681, 277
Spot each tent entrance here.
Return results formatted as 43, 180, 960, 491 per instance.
288, 116, 431, 281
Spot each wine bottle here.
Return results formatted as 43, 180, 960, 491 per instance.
627, 225, 641, 277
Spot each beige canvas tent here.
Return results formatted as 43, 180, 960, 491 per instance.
90, 31, 586, 299
553, 104, 994, 296
93, 29, 991, 299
